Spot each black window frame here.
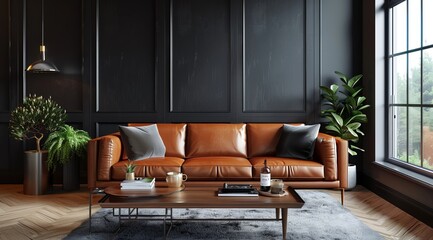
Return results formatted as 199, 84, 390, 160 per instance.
386, 0, 433, 178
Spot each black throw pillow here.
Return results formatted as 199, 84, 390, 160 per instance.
275, 124, 321, 160
119, 124, 166, 160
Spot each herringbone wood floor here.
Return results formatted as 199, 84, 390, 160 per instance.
0, 184, 432, 240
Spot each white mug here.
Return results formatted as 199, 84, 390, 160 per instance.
166, 172, 187, 188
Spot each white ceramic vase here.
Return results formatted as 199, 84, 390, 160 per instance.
125, 172, 135, 181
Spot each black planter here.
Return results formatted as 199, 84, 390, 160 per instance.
62, 156, 80, 191
23, 150, 48, 195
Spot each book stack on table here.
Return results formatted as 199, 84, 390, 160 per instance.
121, 177, 155, 189
217, 183, 259, 197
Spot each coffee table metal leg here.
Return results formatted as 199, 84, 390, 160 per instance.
282, 208, 288, 240
164, 208, 173, 239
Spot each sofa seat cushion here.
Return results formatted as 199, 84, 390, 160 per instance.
250, 157, 324, 180
182, 157, 252, 180
111, 157, 184, 180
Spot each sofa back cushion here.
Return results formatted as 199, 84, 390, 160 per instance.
128, 123, 186, 158
247, 123, 304, 158
186, 123, 247, 158
247, 123, 283, 158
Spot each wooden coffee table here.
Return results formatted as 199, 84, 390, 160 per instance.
91, 184, 304, 240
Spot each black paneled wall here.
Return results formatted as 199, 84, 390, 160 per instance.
0, 0, 360, 183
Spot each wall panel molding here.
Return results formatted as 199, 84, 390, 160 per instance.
96, 0, 158, 113
169, 0, 231, 113
243, 0, 307, 114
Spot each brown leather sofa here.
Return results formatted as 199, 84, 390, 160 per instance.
87, 123, 348, 201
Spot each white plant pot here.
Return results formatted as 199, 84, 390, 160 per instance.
347, 164, 357, 190
125, 173, 135, 181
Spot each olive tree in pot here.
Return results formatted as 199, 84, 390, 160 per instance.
9, 94, 66, 195
44, 124, 90, 191
320, 71, 370, 189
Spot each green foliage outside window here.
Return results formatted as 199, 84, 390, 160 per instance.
394, 52, 433, 170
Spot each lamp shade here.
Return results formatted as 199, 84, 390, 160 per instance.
26, 59, 59, 73
26, 0, 59, 73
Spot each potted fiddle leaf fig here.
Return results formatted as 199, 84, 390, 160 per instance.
9, 94, 66, 195
44, 124, 90, 191
320, 71, 369, 156
320, 71, 370, 189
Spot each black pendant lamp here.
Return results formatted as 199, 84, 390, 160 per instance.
26, 0, 59, 73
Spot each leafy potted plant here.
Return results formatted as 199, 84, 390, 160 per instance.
125, 160, 136, 181
320, 71, 369, 155
320, 71, 369, 189
9, 94, 66, 195
44, 124, 90, 190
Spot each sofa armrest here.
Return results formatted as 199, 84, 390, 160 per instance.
315, 133, 348, 188
335, 137, 348, 188
87, 134, 122, 190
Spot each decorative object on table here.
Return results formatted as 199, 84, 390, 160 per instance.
258, 189, 289, 197
260, 159, 271, 191
26, 0, 59, 73
166, 172, 187, 188
124, 160, 136, 181
270, 179, 284, 194
43, 124, 90, 191
218, 183, 259, 197
121, 177, 155, 190
9, 94, 66, 195
320, 71, 369, 156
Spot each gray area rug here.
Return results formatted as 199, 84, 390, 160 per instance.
66, 190, 382, 240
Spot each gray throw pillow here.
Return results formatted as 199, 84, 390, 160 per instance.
275, 124, 320, 160
119, 124, 166, 160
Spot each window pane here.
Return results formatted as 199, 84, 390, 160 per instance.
409, 0, 421, 50
423, 107, 433, 170
392, 106, 407, 162
393, 54, 407, 103
408, 107, 421, 166
423, 48, 433, 104
408, 52, 421, 104
423, 0, 433, 46
393, 3, 407, 53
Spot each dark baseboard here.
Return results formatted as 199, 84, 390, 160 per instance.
361, 174, 433, 228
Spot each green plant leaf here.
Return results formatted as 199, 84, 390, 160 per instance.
347, 74, 363, 88
43, 124, 90, 171
330, 112, 344, 127
334, 71, 348, 83
330, 84, 339, 93
348, 148, 357, 156
347, 122, 361, 130
351, 145, 365, 151
355, 128, 365, 136
358, 104, 370, 111
325, 125, 341, 134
